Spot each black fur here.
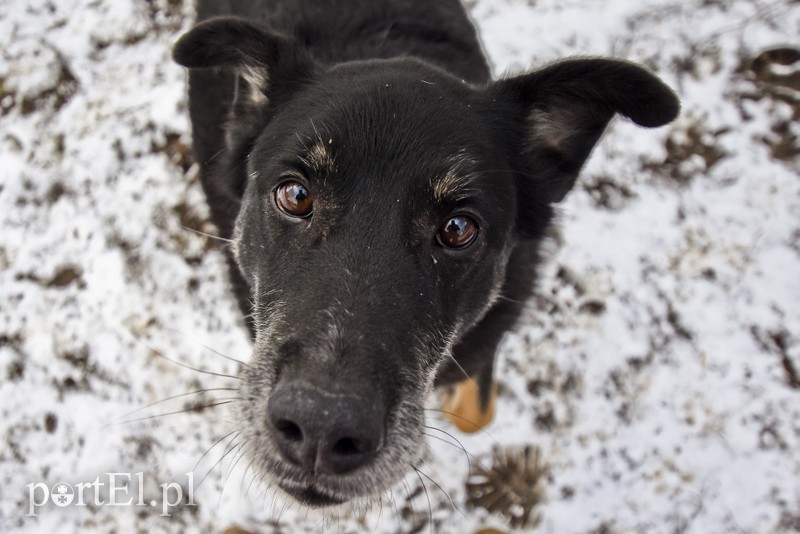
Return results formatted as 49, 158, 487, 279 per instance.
174, 0, 679, 506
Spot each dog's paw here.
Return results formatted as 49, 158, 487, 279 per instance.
442, 378, 497, 433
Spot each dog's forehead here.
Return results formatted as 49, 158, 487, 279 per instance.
298, 125, 484, 208
310, 62, 479, 137
298, 134, 482, 204
293, 64, 491, 196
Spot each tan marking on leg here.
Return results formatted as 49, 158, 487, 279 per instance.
442, 378, 497, 433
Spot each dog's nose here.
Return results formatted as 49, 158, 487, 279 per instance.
267, 383, 384, 474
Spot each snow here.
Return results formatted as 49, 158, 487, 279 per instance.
1, 0, 799, 532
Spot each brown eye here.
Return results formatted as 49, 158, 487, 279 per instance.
437, 215, 478, 249
275, 180, 313, 217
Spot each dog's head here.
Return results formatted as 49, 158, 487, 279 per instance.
174, 18, 679, 506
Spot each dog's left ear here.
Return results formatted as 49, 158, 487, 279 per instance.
491, 58, 679, 211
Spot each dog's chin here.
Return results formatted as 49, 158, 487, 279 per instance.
272, 464, 391, 507
268, 440, 420, 508
280, 483, 347, 507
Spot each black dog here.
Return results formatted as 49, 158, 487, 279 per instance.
173, 0, 679, 507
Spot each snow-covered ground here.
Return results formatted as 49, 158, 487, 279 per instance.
1, 0, 798, 532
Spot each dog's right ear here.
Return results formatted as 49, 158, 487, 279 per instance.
172, 17, 298, 105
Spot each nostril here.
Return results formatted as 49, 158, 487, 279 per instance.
275, 419, 303, 442
267, 382, 385, 474
332, 437, 369, 457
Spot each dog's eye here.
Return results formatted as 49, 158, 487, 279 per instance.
275, 180, 313, 217
437, 215, 478, 249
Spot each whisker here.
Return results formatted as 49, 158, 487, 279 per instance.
415, 463, 466, 520
295, 131, 309, 149
310, 516, 325, 530
423, 428, 473, 472
495, 294, 526, 305
152, 414, 234, 437
276, 491, 293, 522
373, 493, 384, 534
141, 340, 240, 381
166, 328, 250, 368
206, 147, 226, 164
401, 477, 417, 519
197, 437, 243, 491
194, 396, 241, 403
181, 224, 233, 244
269, 486, 280, 520
115, 400, 237, 425
412, 467, 434, 534
443, 352, 474, 384
426, 409, 501, 445
218, 439, 250, 509
387, 488, 402, 532
223, 442, 248, 487
310, 118, 323, 145
110, 387, 238, 426
193, 430, 239, 476
244, 458, 262, 502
